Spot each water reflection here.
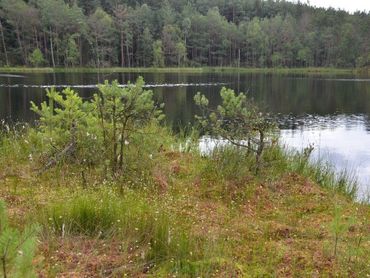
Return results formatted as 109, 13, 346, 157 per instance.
1, 72, 370, 122
280, 115, 370, 199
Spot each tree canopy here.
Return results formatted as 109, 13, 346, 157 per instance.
0, 0, 369, 68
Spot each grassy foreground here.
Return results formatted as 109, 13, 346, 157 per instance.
0, 123, 369, 277
0, 66, 363, 75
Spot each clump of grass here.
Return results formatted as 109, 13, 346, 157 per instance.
288, 155, 358, 199
0, 201, 40, 278
150, 236, 242, 277
173, 124, 200, 153
41, 189, 195, 271
153, 257, 243, 277
258, 144, 359, 199
0, 122, 34, 167
197, 142, 358, 201
209, 146, 253, 180
41, 188, 166, 238
40, 187, 237, 276
193, 144, 257, 203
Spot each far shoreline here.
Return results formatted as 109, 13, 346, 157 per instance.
0, 66, 369, 75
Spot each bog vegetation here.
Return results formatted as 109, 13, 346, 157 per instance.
30, 77, 164, 176
0, 0, 369, 68
0, 78, 369, 276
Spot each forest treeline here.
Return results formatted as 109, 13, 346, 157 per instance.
0, 0, 369, 68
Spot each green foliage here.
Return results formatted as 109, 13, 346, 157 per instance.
195, 87, 276, 173
330, 207, 349, 257
1, 0, 369, 67
0, 107, 369, 277
175, 42, 187, 66
65, 37, 80, 67
0, 0, 369, 67
35, 0, 85, 67
267, 145, 358, 199
93, 77, 164, 172
28, 49, 45, 67
31, 86, 101, 165
271, 52, 283, 68
153, 40, 165, 68
0, 201, 39, 278
292, 159, 358, 199
30, 77, 164, 174
120, 122, 174, 187
139, 27, 153, 67
88, 7, 114, 67
43, 188, 159, 237
356, 52, 370, 68
298, 47, 313, 67
194, 144, 258, 204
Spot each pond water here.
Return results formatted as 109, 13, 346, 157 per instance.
1, 71, 370, 199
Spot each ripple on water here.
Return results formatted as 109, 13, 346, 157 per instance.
280, 114, 370, 200
0, 82, 228, 89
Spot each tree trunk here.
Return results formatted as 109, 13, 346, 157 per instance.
49, 29, 56, 68
120, 31, 125, 67
112, 98, 117, 172
55, 31, 60, 66
229, 41, 232, 66
0, 22, 9, 66
126, 42, 130, 68
2, 256, 7, 278
43, 31, 48, 63
237, 48, 241, 68
15, 25, 26, 64
95, 36, 100, 67
34, 27, 39, 49
119, 118, 129, 170
208, 45, 211, 66
251, 49, 254, 67
78, 36, 83, 66
255, 130, 265, 174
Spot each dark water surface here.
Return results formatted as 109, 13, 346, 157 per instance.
1, 71, 370, 198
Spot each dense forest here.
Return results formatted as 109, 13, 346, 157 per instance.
0, 0, 369, 68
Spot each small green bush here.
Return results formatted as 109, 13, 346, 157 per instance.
30, 77, 164, 175
194, 87, 276, 173
28, 48, 45, 67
